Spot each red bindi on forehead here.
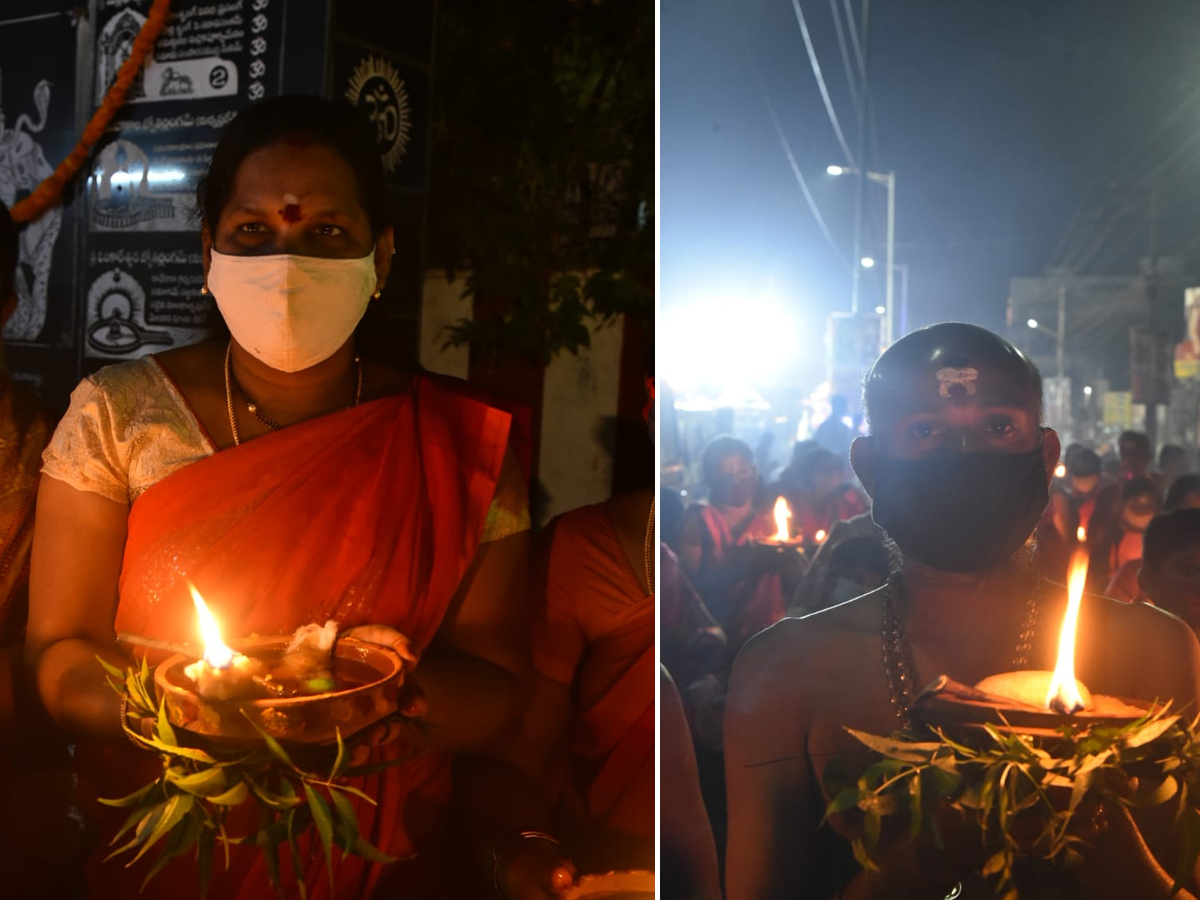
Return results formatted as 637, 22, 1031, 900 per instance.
279, 203, 302, 223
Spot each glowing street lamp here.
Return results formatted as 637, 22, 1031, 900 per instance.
861, 256, 876, 269
827, 164, 846, 176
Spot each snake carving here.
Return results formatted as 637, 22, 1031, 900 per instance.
0, 71, 61, 341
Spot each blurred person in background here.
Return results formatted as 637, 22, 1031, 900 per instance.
795, 534, 890, 616
676, 436, 801, 654
813, 394, 854, 463
1138, 510, 1200, 632
788, 510, 885, 615
0, 198, 74, 899
1165, 473, 1200, 512
783, 446, 869, 543
660, 667, 722, 900
1038, 447, 1102, 583
1159, 443, 1190, 489
1093, 431, 1160, 536
1089, 476, 1160, 594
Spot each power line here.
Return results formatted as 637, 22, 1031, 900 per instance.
828, 0, 860, 115
789, 0, 856, 166
841, 0, 867, 83
732, 7, 851, 269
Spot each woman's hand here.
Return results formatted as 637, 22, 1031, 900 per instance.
342, 624, 426, 764
495, 836, 577, 900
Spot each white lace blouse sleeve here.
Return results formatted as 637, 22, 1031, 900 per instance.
41, 375, 132, 506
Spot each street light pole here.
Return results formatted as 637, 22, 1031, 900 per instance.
1056, 285, 1066, 382
830, 166, 895, 337
883, 171, 895, 345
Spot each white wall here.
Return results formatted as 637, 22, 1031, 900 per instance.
537, 315, 625, 525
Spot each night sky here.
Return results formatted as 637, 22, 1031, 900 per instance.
661, 0, 1200, 397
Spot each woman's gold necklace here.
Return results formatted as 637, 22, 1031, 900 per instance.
223, 341, 363, 447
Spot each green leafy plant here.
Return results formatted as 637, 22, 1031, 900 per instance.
98, 657, 407, 898
428, 0, 653, 367
826, 707, 1200, 900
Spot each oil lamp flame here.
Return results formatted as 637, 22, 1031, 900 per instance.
815, 529, 827, 543
1055, 463, 1067, 479
190, 586, 234, 670
1045, 548, 1089, 713
772, 497, 792, 542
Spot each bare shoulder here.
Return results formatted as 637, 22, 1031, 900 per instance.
1071, 588, 1200, 708
731, 588, 884, 707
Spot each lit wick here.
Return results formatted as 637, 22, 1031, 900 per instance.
815, 529, 827, 543
1046, 527, 1089, 714
772, 497, 792, 542
183, 586, 264, 700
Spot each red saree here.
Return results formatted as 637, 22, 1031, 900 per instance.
532, 503, 654, 871
80, 375, 513, 900
685, 503, 787, 653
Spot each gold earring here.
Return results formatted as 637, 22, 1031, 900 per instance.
372, 289, 382, 299
200, 285, 209, 296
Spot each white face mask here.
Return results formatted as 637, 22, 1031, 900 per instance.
207, 249, 377, 372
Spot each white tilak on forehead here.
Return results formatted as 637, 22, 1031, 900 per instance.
936, 367, 979, 397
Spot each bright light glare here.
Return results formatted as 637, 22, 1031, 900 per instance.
661, 298, 798, 393
1083, 385, 1093, 396
874, 305, 886, 315
1027, 318, 1039, 329
861, 257, 876, 268
827, 165, 845, 176
147, 167, 187, 185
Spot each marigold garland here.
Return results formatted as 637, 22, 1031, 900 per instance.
11, 0, 172, 224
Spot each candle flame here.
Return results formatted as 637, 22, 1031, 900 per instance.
190, 586, 234, 669
1077, 525, 1087, 542
815, 529, 827, 543
772, 497, 792, 542
1046, 548, 1089, 713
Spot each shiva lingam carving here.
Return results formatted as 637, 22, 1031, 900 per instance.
915, 528, 1149, 732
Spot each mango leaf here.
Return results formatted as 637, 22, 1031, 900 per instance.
1174, 804, 1200, 894
329, 788, 360, 853
197, 826, 215, 899
256, 829, 282, 893
351, 835, 401, 865
246, 778, 301, 810
105, 801, 166, 863
845, 729, 943, 763
127, 794, 195, 867
156, 700, 178, 748
97, 656, 127, 684
302, 782, 335, 884
285, 808, 309, 900
141, 813, 199, 890
850, 837, 878, 873
167, 766, 228, 797
908, 769, 923, 840
982, 849, 1008, 877
240, 711, 296, 768
824, 788, 862, 821
207, 782, 249, 807
331, 729, 346, 780
99, 782, 158, 809
1124, 716, 1181, 748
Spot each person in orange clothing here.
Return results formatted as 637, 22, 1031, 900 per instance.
677, 436, 803, 653
456, 487, 655, 900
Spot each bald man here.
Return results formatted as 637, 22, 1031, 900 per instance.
724, 323, 1200, 900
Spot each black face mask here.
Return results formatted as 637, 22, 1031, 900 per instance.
870, 444, 1050, 573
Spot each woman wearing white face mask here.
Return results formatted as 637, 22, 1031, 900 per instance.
26, 96, 532, 900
